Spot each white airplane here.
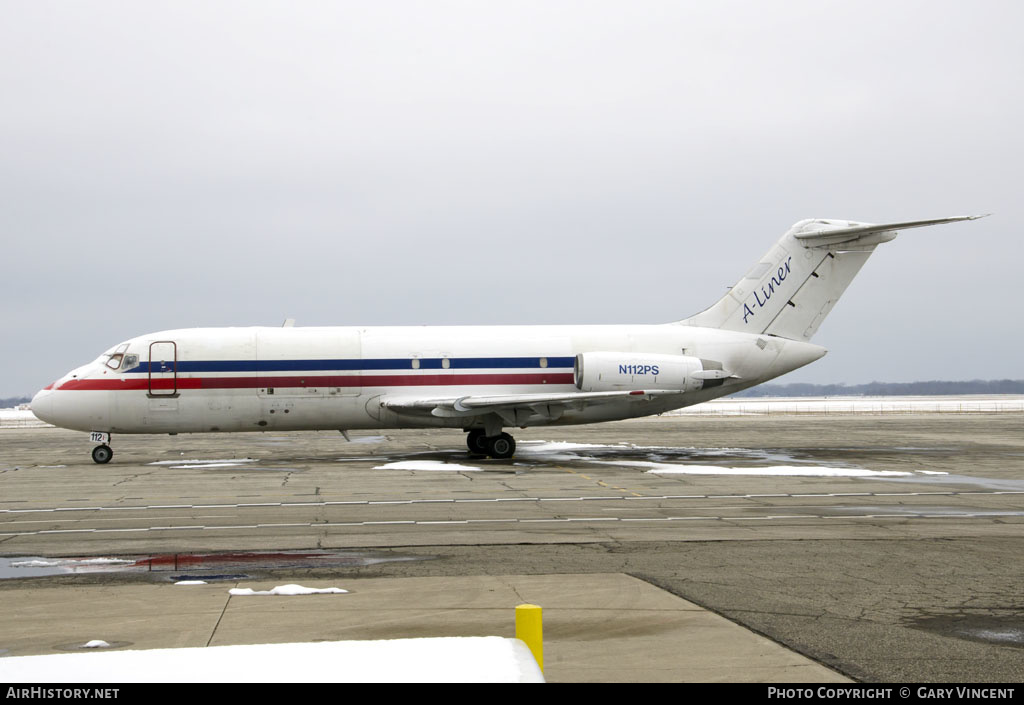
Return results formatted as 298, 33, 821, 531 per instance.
32, 215, 984, 464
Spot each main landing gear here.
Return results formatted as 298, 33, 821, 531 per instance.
466, 429, 516, 459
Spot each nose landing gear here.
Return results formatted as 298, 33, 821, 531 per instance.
89, 431, 113, 464
91, 444, 113, 464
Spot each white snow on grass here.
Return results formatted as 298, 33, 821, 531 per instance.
82, 640, 111, 649
0, 409, 49, 428
229, 584, 348, 596
374, 460, 482, 472
671, 395, 1024, 415
174, 580, 207, 586
0, 637, 544, 683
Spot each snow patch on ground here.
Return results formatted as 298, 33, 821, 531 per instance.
148, 458, 257, 465
0, 637, 544, 682
626, 461, 913, 477
229, 584, 348, 596
82, 641, 111, 649
518, 440, 926, 478
147, 458, 259, 469
374, 460, 482, 472
10, 558, 134, 568
516, 440, 631, 456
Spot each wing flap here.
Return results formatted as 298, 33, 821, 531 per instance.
381, 389, 683, 420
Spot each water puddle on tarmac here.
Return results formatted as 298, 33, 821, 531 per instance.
512, 441, 915, 477
911, 614, 1024, 648
512, 441, 1024, 487
514, 440, 824, 466
0, 550, 425, 581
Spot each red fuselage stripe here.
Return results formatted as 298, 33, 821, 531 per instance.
56, 373, 576, 391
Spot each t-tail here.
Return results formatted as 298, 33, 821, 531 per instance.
681, 215, 987, 342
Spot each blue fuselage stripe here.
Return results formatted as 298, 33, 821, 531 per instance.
122, 356, 576, 374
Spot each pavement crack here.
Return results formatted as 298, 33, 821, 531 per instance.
207, 592, 233, 647
510, 584, 527, 603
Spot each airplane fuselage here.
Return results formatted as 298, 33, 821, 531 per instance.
31, 323, 825, 436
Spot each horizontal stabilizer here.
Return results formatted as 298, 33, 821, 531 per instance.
793, 215, 988, 246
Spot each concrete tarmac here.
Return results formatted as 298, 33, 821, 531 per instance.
0, 573, 845, 682
1, 414, 1022, 681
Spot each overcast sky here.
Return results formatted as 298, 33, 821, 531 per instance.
2, 1, 1022, 397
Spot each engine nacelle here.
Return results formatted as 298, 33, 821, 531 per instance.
574, 352, 723, 393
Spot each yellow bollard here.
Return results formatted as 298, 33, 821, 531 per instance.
515, 603, 543, 673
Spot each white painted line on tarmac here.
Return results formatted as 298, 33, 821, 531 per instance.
2, 508, 1019, 538
5, 488, 1021, 516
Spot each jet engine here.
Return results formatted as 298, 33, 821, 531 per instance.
573, 352, 730, 393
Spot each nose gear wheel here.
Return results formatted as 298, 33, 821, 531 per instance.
92, 444, 113, 464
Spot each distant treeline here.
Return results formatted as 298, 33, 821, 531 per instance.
731, 380, 1024, 397
1, 396, 31, 407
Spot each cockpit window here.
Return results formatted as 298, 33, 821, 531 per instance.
100, 344, 132, 371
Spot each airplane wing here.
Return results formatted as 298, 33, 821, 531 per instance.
381, 389, 684, 425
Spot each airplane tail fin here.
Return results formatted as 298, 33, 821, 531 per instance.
681, 215, 986, 342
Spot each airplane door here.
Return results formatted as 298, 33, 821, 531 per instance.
148, 341, 178, 397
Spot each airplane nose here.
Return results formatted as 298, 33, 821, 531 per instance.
30, 387, 54, 424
